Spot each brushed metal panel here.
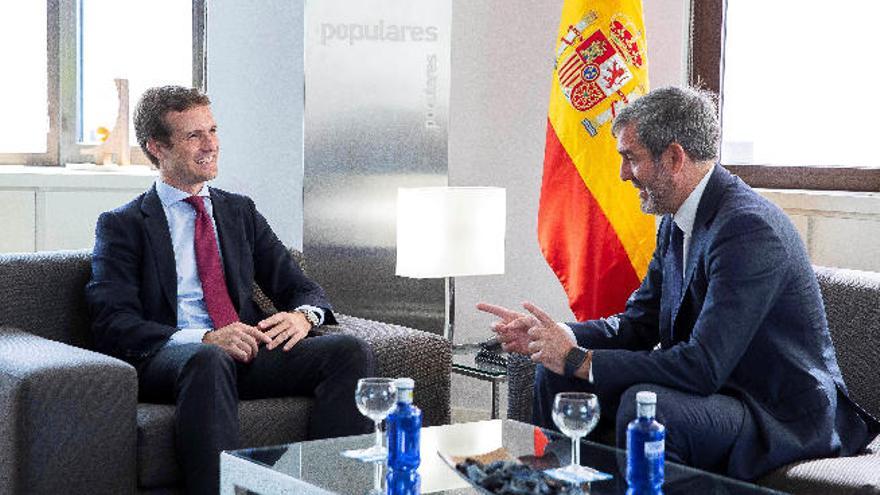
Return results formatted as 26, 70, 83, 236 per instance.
304, 0, 451, 333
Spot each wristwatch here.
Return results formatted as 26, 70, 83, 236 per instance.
564, 346, 589, 378
296, 308, 320, 327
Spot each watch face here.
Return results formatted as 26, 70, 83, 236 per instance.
565, 347, 587, 377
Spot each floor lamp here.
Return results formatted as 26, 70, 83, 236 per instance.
396, 187, 506, 345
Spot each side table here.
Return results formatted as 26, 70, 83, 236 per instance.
451, 344, 508, 419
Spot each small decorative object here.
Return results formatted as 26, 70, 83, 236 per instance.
445, 453, 585, 495
84, 78, 130, 165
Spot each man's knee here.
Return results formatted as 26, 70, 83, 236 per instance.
328, 334, 375, 377
616, 383, 670, 445
180, 344, 236, 384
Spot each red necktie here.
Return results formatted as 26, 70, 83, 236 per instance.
184, 195, 238, 328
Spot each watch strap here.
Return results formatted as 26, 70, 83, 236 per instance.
296, 308, 320, 327
564, 346, 589, 378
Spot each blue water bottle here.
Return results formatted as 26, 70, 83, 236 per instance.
386, 377, 421, 495
626, 391, 665, 495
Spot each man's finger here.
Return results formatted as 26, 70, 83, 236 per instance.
283, 329, 306, 351
242, 320, 275, 344
508, 315, 536, 331
240, 332, 259, 357
257, 312, 284, 330
231, 348, 249, 362
522, 301, 557, 327
527, 340, 541, 353
527, 326, 543, 339
245, 325, 272, 344
267, 332, 287, 350
227, 341, 249, 362
476, 302, 520, 322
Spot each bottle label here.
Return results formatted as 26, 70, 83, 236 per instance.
400, 388, 413, 403
644, 439, 664, 459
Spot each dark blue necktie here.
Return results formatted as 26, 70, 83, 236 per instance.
668, 224, 685, 342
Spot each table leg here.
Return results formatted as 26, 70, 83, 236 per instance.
491, 380, 501, 419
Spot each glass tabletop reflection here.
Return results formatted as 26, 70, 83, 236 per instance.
224, 419, 787, 495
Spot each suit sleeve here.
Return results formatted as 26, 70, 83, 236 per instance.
248, 199, 337, 324
568, 220, 666, 351
590, 212, 789, 398
85, 211, 177, 361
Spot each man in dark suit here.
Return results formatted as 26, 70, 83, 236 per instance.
85, 86, 373, 494
479, 86, 878, 480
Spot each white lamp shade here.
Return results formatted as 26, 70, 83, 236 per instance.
396, 187, 506, 278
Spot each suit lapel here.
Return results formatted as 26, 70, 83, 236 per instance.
670, 166, 731, 335
209, 189, 244, 310
141, 185, 178, 313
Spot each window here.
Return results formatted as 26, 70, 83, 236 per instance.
0, 0, 205, 166
0, 3, 48, 155
691, 0, 880, 191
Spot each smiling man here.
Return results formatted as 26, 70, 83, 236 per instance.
478, 86, 878, 480
86, 86, 373, 494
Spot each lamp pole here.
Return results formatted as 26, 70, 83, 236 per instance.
445, 276, 455, 346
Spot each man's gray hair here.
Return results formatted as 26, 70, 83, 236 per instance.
611, 86, 720, 162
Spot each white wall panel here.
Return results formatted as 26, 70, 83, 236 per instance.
38, 190, 146, 251
0, 190, 36, 252
810, 216, 880, 272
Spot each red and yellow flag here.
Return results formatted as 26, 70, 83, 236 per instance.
538, 0, 655, 321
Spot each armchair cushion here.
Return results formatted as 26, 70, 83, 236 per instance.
137, 398, 312, 488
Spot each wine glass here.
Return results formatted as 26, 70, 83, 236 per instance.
341, 377, 398, 462
547, 392, 606, 482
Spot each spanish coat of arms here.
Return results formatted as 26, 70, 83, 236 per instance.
555, 12, 646, 136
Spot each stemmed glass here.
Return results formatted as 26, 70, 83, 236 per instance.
341, 377, 398, 463
546, 392, 610, 483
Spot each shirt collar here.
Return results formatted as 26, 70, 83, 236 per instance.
672, 164, 714, 237
155, 180, 210, 208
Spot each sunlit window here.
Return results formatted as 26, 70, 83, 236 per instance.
0, 1, 200, 165
80, 0, 192, 144
0, 3, 48, 153
721, 0, 880, 168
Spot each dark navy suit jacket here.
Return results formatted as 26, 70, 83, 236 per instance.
85, 185, 336, 365
571, 166, 877, 479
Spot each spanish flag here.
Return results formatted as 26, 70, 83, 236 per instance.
538, 0, 655, 321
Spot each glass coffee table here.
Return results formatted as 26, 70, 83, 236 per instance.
220, 419, 788, 494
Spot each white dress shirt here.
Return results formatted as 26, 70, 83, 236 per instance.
672, 164, 715, 276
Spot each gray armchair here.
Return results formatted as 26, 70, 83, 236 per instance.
0, 249, 450, 494
505, 265, 880, 493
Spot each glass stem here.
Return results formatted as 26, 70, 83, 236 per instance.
374, 461, 382, 492
572, 435, 581, 467
375, 420, 383, 449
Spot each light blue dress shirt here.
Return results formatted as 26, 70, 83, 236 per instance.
156, 181, 324, 348
156, 181, 219, 345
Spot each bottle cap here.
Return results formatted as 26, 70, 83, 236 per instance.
395, 377, 415, 389
635, 391, 656, 404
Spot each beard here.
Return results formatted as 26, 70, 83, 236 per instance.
634, 167, 676, 215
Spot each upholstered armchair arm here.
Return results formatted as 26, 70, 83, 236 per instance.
506, 353, 537, 424
0, 328, 137, 494
321, 314, 452, 427
255, 249, 452, 426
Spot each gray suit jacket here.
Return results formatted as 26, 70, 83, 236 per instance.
86, 185, 336, 365
570, 165, 877, 479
